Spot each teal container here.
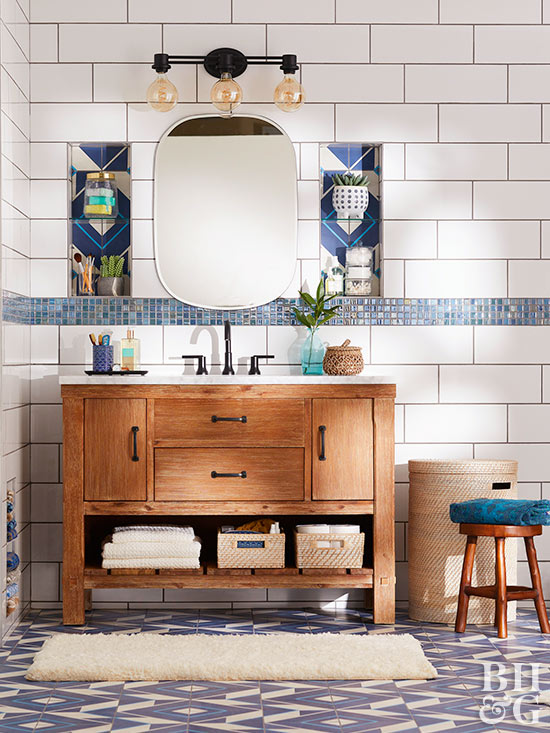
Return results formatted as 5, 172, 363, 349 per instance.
301, 330, 325, 375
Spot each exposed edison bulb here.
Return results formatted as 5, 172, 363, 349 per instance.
210, 72, 242, 116
274, 73, 305, 112
146, 73, 178, 112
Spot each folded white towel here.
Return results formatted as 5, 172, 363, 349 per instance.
113, 525, 194, 536
103, 539, 201, 560
111, 529, 196, 544
102, 557, 201, 569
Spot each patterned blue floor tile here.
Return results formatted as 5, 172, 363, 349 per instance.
0, 717, 50, 733
2, 608, 550, 732
25, 711, 115, 731
114, 703, 192, 728
263, 709, 341, 732
0, 689, 53, 716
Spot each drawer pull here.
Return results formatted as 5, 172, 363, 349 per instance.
131, 426, 139, 462
319, 425, 327, 461
211, 415, 247, 423
211, 470, 247, 479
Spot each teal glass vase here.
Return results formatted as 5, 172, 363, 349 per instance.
301, 329, 325, 375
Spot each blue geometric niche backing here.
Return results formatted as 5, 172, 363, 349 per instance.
320, 143, 381, 296
70, 143, 131, 296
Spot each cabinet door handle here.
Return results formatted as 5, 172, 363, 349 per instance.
131, 426, 139, 462
211, 415, 247, 423
211, 471, 247, 479
319, 425, 327, 461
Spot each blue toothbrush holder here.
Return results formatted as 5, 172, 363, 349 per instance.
92, 344, 114, 373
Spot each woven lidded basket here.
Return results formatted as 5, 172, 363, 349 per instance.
408, 459, 518, 624
217, 532, 285, 568
323, 339, 364, 376
295, 531, 364, 568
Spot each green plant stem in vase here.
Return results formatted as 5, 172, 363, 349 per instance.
292, 278, 340, 375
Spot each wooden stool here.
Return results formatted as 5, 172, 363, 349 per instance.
455, 523, 550, 639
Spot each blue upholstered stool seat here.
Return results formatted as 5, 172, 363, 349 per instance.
450, 498, 550, 526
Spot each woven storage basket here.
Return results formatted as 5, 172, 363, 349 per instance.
322, 339, 364, 376
217, 532, 285, 569
295, 531, 365, 568
408, 459, 518, 624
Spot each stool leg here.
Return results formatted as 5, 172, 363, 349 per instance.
525, 537, 550, 634
455, 535, 477, 633
495, 537, 507, 639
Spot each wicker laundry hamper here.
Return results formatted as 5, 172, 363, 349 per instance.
408, 459, 518, 624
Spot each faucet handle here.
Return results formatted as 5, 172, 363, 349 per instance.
248, 355, 275, 376
181, 354, 208, 375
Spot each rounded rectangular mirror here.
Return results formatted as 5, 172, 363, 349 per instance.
154, 115, 297, 309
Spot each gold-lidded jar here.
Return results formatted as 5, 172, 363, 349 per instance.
84, 171, 118, 219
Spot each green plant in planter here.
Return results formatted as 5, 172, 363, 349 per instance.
332, 173, 369, 187
292, 278, 341, 375
100, 255, 124, 278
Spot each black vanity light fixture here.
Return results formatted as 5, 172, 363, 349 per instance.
146, 47, 305, 116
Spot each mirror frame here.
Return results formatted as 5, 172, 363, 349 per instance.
153, 113, 298, 309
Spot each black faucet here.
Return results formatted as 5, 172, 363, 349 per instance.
222, 320, 234, 375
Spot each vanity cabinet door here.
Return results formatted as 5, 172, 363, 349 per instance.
84, 399, 147, 501
312, 399, 373, 501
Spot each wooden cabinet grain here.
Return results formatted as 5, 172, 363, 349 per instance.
154, 398, 305, 447
312, 398, 373, 501
155, 447, 304, 501
84, 398, 147, 501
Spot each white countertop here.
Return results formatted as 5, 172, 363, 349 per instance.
59, 374, 394, 385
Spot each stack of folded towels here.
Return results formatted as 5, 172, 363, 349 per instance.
101, 525, 201, 569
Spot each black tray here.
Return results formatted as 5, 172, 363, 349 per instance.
85, 370, 149, 376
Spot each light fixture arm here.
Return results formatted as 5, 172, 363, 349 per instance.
151, 47, 300, 80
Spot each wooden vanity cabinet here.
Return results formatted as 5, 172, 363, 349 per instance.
62, 383, 396, 627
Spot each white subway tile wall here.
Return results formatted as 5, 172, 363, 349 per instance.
2, 0, 30, 633
19, 0, 550, 611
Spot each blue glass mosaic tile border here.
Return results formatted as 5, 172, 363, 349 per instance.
3, 292, 31, 323
5, 291, 550, 326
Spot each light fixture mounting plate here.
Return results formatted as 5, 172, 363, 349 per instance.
204, 48, 248, 79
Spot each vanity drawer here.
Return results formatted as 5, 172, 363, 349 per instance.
154, 447, 304, 501
154, 399, 304, 447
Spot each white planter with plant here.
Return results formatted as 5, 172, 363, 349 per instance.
332, 173, 369, 219
97, 255, 125, 296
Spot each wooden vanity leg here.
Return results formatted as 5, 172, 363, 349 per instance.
62, 398, 86, 625
372, 398, 395, 624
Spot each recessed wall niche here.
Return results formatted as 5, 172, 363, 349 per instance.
320, 143, 381, 297
69, 143, 131, 296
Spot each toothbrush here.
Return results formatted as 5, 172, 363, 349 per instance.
75, 253, 93, 294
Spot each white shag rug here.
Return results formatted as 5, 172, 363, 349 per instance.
26, 632, 437, 682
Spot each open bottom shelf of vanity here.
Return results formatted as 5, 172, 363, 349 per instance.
84, 563, 374, 589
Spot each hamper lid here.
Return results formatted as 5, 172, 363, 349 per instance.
408, 459, 518, 475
